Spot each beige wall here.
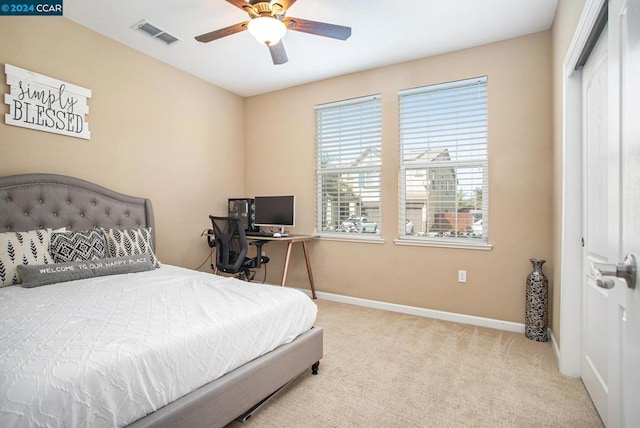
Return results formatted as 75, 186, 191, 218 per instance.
0, 17, 245, 268
245, 32, 553, 324
1, 15, 560, 326
550, 0, 587, 346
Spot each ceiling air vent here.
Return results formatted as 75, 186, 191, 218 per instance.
132, 20, 181, 46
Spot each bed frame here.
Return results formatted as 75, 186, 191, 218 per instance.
0, 173, 323, 428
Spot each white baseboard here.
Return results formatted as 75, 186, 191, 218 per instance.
549, 328, 560, 363
299, 289, 526, 334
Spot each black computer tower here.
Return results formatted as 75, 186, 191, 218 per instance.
228, 198, 258, 232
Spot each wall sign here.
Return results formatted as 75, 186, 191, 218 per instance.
4, 64, 91, 139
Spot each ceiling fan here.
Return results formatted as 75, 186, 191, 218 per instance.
195, 0, 352, 65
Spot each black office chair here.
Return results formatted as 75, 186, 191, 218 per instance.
209, 216, 269, 281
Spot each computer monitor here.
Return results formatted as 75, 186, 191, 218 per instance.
253, 195, 295, 234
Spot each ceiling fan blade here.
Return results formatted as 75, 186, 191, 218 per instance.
195, 21, 248, 43
226, 0, 259, 18
268, 41, 288, 65
276, 0, 296, 9
270, 0, 296, 15
283, 17, 351, 40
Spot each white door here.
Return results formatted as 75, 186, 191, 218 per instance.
616, 0, 640, 425
582, 1, 640, 426
581, 20, 611, 424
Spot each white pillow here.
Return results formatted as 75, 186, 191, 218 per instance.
0, 229, 54, 287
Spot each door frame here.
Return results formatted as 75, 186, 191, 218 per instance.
559, 0, 607, 377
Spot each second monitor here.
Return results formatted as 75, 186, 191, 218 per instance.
254, 195, 295, 235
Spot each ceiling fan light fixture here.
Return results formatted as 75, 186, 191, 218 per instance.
247, 16, 287, 46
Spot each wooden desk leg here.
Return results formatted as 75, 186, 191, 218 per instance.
301, 241, 317, 299
281, 241, 294, 287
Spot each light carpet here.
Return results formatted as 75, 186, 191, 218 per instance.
228, 299, 602, 427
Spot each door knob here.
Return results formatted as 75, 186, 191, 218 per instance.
591, 254, 637, 289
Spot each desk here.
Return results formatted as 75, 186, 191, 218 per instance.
247, 234, 318, 299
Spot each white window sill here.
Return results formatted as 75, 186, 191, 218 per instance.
318, 234, 384, 244
394, 238, 493, 251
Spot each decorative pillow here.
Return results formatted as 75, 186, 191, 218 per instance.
101, 227, 159, 267
0, 229, 53, 287
17, 253, 156, 288
49, 229, 107, 263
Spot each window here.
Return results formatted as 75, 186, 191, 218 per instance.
316, 95, 382, 238
398, 77, 488, 246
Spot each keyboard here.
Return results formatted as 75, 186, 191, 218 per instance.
245, 231, 289, 237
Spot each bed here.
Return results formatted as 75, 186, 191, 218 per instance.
0, 173, 323, 428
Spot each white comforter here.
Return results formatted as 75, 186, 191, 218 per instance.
0, 265, 317, 427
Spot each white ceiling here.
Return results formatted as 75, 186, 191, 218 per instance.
64, 0, 558, 98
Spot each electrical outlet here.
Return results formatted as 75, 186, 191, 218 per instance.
458, 270, 467, 283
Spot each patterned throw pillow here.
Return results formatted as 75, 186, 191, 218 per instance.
49, 229, 107, 263
0, 229, 53, 287
101, 228, 159, 267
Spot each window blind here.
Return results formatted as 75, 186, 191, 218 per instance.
398, 77, 488, 243
315, 95, 382, 236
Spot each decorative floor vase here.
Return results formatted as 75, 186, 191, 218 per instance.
525, 258, 548, 342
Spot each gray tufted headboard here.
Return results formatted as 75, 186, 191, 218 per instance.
0, 173, 155, 245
